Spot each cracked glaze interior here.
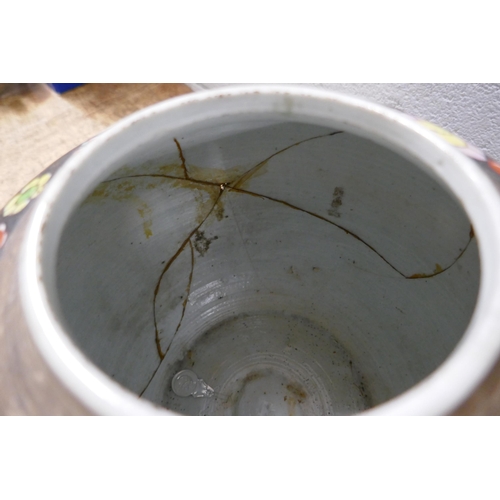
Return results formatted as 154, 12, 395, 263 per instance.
54, 117, 479, 415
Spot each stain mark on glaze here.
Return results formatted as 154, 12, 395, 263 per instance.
242, 371, 264, 384
328, 186, 344, 218
89, 180, 155, 240
193, 230, 218, 256
137, 202, 153, 239
286, 382, 307, 403
187, 349, 195, 366
214, 201, 225, 221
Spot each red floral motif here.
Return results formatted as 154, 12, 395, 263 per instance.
0, 223, 7, 249
488, 158, 500, 176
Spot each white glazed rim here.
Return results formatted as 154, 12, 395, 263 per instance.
18, 85, 500, 415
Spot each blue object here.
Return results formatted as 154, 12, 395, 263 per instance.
49, 83, 84, 93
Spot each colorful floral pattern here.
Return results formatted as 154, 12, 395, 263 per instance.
3, 173, 51, 217
0, 223, 7, 249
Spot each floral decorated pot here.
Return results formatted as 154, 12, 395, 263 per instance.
2, 85, 500, 415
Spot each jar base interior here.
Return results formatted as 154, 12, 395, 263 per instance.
148, 311, 371, 416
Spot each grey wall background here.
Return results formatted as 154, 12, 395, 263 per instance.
189, 84, 500, 160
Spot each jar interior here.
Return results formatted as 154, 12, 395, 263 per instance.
55, 118, 480, 415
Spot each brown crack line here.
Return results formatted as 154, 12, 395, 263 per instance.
104, 132, 343, 190
232, 131, 343, 189
139, 189, 223, 398
228, 186, 475, 280
153, 189, 223, 359
103, 173, 220, 189
406, 226, 475, 279
102, 169, 474, 280
172, 239, 195, 345
174, 137, 190, 179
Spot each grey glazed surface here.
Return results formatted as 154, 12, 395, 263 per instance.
55, 119, 479, 415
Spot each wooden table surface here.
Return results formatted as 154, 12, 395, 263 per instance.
0, 83, 192, 208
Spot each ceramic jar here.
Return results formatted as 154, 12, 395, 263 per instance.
2, 85, 500, 415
